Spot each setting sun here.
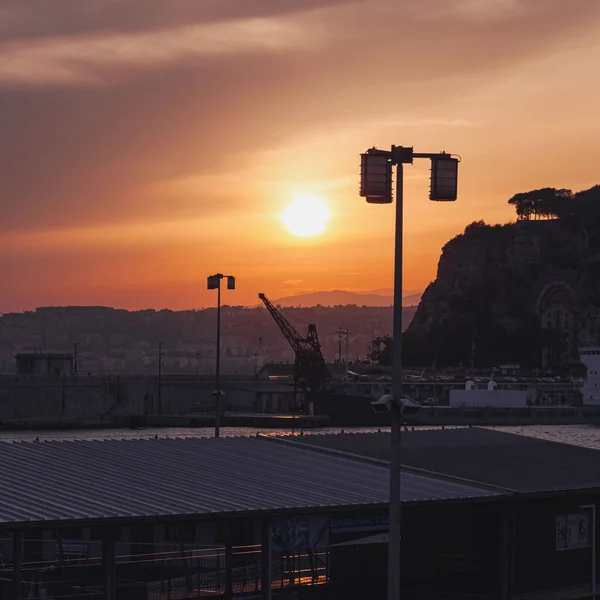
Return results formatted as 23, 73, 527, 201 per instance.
281, 194, 331, 238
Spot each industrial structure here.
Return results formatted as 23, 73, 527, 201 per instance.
15, 353, 74, 376
258, 294, 330, 412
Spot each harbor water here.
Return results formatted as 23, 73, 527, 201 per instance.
3, 424, 600, 449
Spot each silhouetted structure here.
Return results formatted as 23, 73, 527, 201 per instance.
15, 352, 74, 376
259, 294, 330, 410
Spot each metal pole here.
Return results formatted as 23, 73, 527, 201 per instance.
501, 515, 510, 600
345, 329, 349, 382
215, 280, 222, 438
433, 343, 438, 408
388, 163, 404, 600
224, 520, 233, 599
261, 519, 272, 600
103, 529, 116, 600
73, 342, 79, 375
158, 341, 163, 414
593, 504, 596, 600
581, 504, 596, 600
13, 530, 23, 600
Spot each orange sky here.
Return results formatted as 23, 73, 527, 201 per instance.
2, 0, 600, 312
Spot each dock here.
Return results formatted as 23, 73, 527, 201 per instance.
403, 405, 600, 426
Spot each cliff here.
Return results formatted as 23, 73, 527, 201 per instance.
405, 186, 600, 369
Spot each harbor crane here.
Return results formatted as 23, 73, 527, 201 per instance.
258, 293, 330, 407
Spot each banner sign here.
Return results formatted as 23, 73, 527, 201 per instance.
330, 513, 389, 534
556, 512, 590, 551
329, 511, 389, 547
271, 515, 329, 552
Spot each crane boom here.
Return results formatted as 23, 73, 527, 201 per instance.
258, 293, 304, 354
258, 293, 329, 396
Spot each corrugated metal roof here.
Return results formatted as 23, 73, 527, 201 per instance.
230, 384, 295, 393
0, 436, 499, 526
296, 429, 600, 493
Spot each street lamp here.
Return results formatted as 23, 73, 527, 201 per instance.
360, 145, 459, 600
207, 273, 236, 438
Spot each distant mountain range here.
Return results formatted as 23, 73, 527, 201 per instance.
274, 290, 422, 307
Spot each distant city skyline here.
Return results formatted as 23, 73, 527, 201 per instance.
1, 288, 423, 315
2, 1, 600, 312
0, 304, 417, 375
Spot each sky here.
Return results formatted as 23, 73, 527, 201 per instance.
2, 0, 600, 312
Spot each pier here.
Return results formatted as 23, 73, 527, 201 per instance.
404, 405, 600, 426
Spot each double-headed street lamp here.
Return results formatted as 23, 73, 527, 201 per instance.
359, 145, 459, 600
207, 273, 236, 438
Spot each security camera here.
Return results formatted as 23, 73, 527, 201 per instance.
371, 394, 394, 414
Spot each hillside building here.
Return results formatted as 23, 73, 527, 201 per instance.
15, 352, 74, 376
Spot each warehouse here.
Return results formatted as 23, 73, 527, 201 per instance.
0, 429, 598, 599
0, 434, 503, 599
298, 427, 600, 599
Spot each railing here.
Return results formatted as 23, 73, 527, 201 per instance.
146, 549, 329, 600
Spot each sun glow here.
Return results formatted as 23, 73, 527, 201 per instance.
281, 194, 331, 238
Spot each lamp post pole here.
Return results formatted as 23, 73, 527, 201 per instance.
359, 145, 459, 600
208, 273, 236, 438
215, 280, 222, 438
388, 162, 404, 600
158, 341, 163, 415
344, 329, 349, 382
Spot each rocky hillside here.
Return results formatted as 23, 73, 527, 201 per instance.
404, 185, 600, 369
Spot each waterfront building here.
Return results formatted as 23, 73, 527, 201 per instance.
0, 429, 598, 598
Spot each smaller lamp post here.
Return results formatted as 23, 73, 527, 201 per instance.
207, 273, 236, 438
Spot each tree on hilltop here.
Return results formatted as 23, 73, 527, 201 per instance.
571, 185, 600, 222
508, 187, 572, 220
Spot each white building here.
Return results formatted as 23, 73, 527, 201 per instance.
449, 380, 528, 408
579, 346, 600, 405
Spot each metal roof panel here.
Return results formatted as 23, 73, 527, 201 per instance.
296, 429, 600, 493
0, 436, 500, 525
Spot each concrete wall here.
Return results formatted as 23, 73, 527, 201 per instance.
449, 389, 528, 408
0, 375, 265, 422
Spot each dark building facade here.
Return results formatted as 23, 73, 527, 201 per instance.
15, 352, 74, 376
0, 430, 598, 599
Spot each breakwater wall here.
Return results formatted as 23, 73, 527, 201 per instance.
0, 375, 261, 425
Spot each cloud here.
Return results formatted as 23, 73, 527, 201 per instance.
452, 0, 520, 20
408, 0, 521, 21
3, 0, 600, 314
283, 279, 303, 286
1, 0, 599, 235
0, 16, 328, 86
0, 0, 356, 41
